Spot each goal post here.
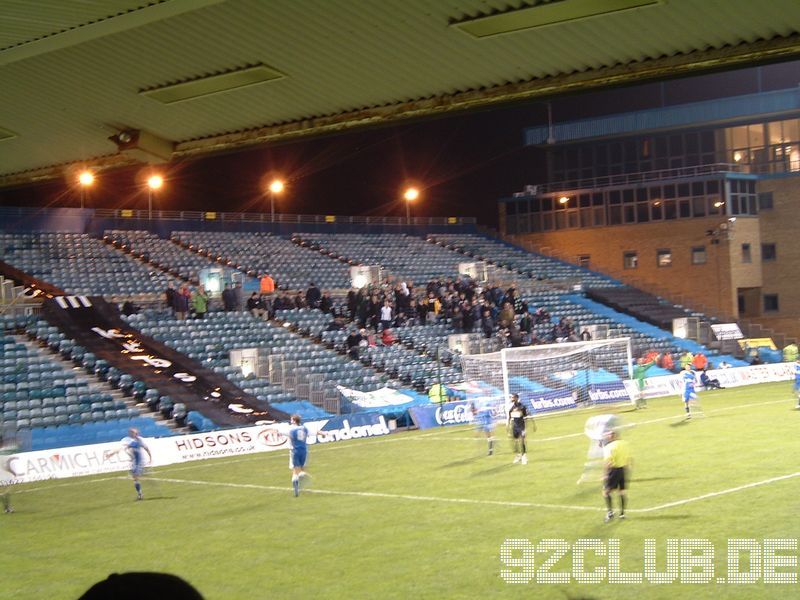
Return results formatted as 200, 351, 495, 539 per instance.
459, 338, 634, 415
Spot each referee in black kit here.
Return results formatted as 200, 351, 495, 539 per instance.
508, 393, 535, 465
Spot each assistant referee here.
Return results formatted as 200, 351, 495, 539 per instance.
602, 430, 631, 522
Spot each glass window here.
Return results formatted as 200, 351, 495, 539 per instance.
651, 201, 663, 220
623, 189, 634, 203
728, 125, 748, 151
762, 243, 777, 261
708, 197, 723, 215
609, 205, 622, 225
542, 213, 554, 231
636, 188, 648, 202
691, 182, 704, 196
679, 199, 691, 218
664, 200, 677, 220
637, 203, 650, 223
741, 243, 751, 263
664, 185, 676, 199
609, 190, 621, 204
593, 207, 605, 226
624, 205, 636, 223
686, 132, 699, 154
669, 134, 683, 154
748, 123, 765, 148
701, 131, 715, 153
692, 197, 706, 217
783, 119, 799, 143
767, 121, 784, 145
623, 251, 638, 269
655, 136, 668, 156
730, 196, 740, 214
506, 202, 517, 216
530, 213, 541, 232
707, 180, 719, 194
758, 191, 773, 210
592, 193, 604, 206
764, 294, 779, 312
579, 194, 590, 208
542, 197, 553, 212
578, 255, 591, 267
691, 246, 707, 265
657, 249, 672, 267
568, 211, 579, 229
610, 143, 622, 163
677, 183, 690, 198
555, 211, 566, 229
580, 209, 592, 228
530, 198, 540, 212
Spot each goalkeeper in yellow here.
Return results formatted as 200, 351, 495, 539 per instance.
603, 429, 632, 522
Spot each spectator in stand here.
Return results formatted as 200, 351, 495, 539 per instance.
222, 283, 237, 312
305, 282, 321, 309
346, 329, 362, 359
481, 308, 495, 338
261, 293, 273, 320
247, 292, 264, 318
292, 290, 305, 309
233, 282, 244, 311
380, 299, 393, 331
580, 328, 592, 341
678, 351, 694, 371
347, 289, 358, 320
191, 285, 208, 319
381, 327, 396, 346
533, 307, 550, 324
451, 306, 464, 333
660, 351, 675, 372
165, 281, 176, 311
783, 342, 798, 363
692, 352, 708, 371
174, 284, 190, 320
320, 292, 333, 314
519, 311, 533, 335
260, 273, 275, 296
498, 301, 515, 329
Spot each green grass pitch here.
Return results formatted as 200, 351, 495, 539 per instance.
2, 382, 799, 599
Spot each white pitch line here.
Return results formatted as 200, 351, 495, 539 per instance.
149, 476, 606, 512
635, 471, 800, 513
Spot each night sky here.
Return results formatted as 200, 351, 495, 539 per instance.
1, 60, 797, 229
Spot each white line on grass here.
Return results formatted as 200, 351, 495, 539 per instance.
635, 471, 800, 513
148, 476, 606, 512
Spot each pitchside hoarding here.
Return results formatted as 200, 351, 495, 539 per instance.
0, 413, 390, 486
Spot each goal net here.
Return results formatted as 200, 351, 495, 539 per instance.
458, 338, 634, 415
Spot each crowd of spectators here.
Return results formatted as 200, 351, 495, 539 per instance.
161, 273, 594, 354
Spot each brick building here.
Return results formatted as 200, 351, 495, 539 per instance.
501, 88, 800, 338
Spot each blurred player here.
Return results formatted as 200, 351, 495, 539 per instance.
578, 413, 620, 484
472, 396, 496, 456
507, 394, 535, 464
603, 430, 631, 522
105, 428, 152, 501
0, 434, 16, 513
288, 414, 310, 497
681, 364, 701, 418
794, 358, 800, 409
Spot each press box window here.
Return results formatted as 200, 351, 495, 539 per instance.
762, 243, 776, 261
691, 246, 707, 265
623, 251, 638, 269
656, 249, 672, 267
764, 294, 779, 312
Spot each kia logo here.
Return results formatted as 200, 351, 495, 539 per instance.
258, 429, 287, 447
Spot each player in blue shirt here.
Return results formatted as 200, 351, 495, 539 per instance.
681, 364, 700, 419
288, 415, 310, 497
472, 397, 496, 456
794, 358, 800, 409
105, 428, 152, 501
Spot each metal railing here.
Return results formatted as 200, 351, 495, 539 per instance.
513, 163, 742, 196
0, 206, 475, 227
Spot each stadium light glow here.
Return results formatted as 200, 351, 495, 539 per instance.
78, 171, 94, 187
403, 187, 420, 225
733, 151, 743, 162
269, 179, 285, 223
714, 201, 724, 208
558, 196, 569, 204
147, 174, 164, 190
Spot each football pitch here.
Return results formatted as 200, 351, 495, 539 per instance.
3, 382, 799, 599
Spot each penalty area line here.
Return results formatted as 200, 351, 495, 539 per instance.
148, 476, 606, 512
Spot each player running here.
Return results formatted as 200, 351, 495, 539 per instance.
681, 364, 701, 418
603, 430, 631, 522
794, 358, 800, 409
472, 396, 496, 456
1, 435, 16, 513
507, 394, 535, 464
105, 428, 152, 501
288, 414, 310, 497
578, 414, 620, 484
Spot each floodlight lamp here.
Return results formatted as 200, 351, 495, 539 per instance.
404, 187, 419, 202
147, 175, 164, 190
78, 171, 94, 187
269, 180, 284, 194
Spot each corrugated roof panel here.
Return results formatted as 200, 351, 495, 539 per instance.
1, 0, 800, 179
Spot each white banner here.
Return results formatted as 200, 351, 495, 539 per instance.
1, 415, 391, 486
711, 323, 744, 341
336, 386, 412, 408
625, 362, 794, 400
